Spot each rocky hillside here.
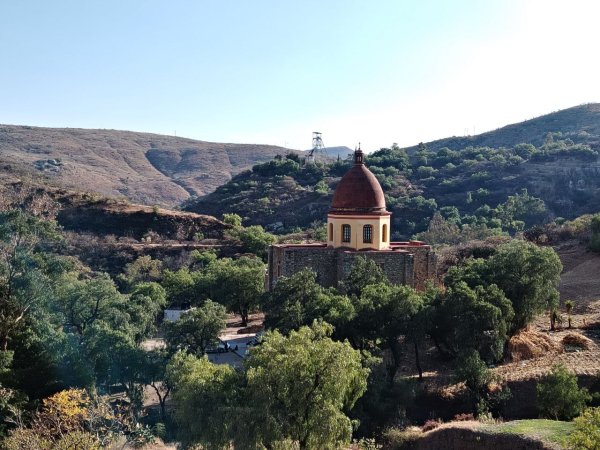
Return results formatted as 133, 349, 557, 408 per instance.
186, 104, 600, 238
0, 125, 294, 206
405, 103, 600, 153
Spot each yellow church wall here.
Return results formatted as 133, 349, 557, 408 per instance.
327, 214, 391, 250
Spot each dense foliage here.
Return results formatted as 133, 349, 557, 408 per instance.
537, 364, 591, 420
187, 134, 600, 241
169, 322, 369, 450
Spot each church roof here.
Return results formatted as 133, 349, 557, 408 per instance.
329, 148, 388, 215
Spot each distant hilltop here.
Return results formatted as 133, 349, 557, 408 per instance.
2, 103, 600, 208
0, 125, 296, 207
403, 103, 600, 153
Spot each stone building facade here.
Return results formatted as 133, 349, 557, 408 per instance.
267, 147, 436, 290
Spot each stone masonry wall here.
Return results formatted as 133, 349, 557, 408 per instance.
338, 250, 413, 286
268, 245, 419, 290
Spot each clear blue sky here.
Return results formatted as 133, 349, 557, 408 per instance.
1, 1, 599, 150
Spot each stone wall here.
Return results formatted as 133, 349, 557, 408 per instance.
410, 246, 437, 291
338, 250, 413, 286
268, 244, 419, 290
268, 245, 337, 290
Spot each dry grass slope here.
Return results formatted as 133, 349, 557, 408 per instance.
0, 125, 294, 206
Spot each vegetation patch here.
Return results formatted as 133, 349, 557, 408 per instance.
479, 419, 574, 446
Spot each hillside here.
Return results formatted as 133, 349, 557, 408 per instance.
0, 124, 294, 206
187, 104, 600, 238
404, 103, 600, 153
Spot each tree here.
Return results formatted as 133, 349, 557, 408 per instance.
119, 255, 163, 289
568, 407, 600, 450
429, 281, 513, 362
244, 322, 369, 449
167, 351, 243, 450
127, 282, 167, 343
263, 269, 354, 335
339, 256, 388, 298
454, 350, 510, 416
537, 364, 591, 420
565, 300, 574, 329
445, 240, 561, 333
352, 283, 422, 383
53, 274, 131, 339
0, 210, 61, 351
207, 256, 265, 326
493, 189, 548, 232
169, 322, 369, 450
222, 213, 243, 228
161, 268, 197, 307
164, 301, 226, 356
233, 225, 276, 259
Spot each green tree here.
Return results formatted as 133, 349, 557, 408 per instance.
353, 283, 422, 383
163, 301, 227, 356
167, 351, 243, 450
430, 281, 514, 362
0, 210, 61, 351
454, 350, 510, 416
119, 255, 163, 289
445, 240, 561, 333
161, 268, 196, 307
493, 189, 548, 232
245, 322, 369, 449
537, 364, 591, 420
206, 256, 265, 326
127, 282, 167, 343
340, 257, 388, 298
222, 213, 243, 228
568, 407, 600, 450
565, 299, 574, 329
53, 274, 131, 339
263, 269, 354, 335
233, 225, 276, 259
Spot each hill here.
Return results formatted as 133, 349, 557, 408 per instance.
186, 104, 600, 238
404, 103, 600, 153
0, 124, 294, 206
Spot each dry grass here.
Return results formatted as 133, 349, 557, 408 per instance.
561, 332, 593, 350
0, 124, 292, 207
506, 330, 562, 362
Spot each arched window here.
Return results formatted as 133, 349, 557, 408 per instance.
328, 223, 333, 241
363, 224, 373, 243
342, 224, 351, 243
382, 224, 388, 242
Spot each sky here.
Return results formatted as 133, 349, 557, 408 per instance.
1, 1, 600, 151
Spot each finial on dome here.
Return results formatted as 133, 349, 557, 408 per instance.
354, 142, 364, 165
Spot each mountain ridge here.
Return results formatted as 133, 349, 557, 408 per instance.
403, 103, 600, 153
0, 124, 295, 206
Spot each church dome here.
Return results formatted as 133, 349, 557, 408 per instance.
330, 148, 388, 215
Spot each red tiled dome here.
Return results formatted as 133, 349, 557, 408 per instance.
330, 150, 388, 215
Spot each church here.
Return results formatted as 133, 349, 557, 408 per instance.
267, 147, 436, 291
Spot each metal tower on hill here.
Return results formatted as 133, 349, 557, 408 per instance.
306, 131, 325, 164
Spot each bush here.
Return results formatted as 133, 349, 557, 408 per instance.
568, 407, 600, 450
537, 364, 591, 420
421, 419, 442, 432
381, 427, 421, 450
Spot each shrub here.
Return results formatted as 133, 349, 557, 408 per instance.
453, 413, 475, 421
537, 364, 591, 420
567, 407, 600, 450
421, 419, 442, 432
381, 427, 421, 450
